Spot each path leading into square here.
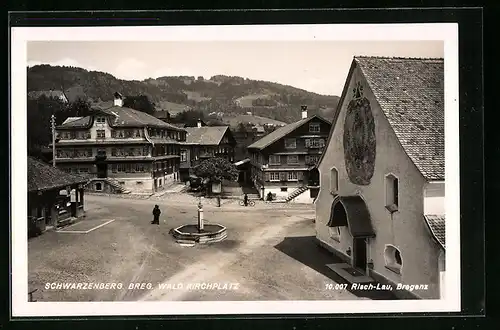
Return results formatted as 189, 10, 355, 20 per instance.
28, 194, 395, 302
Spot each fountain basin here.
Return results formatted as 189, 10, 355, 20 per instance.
172, 224, 227, 244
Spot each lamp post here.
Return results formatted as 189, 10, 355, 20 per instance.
51, 114, 56, 167
197, 197, 204, 232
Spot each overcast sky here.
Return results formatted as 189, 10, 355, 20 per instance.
27, 41, 443, 96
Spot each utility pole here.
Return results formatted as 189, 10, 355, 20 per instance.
51, 114, 56, 167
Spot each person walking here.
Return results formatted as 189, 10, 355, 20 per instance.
151, 205, 161, 225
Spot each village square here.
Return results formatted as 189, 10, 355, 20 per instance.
25, 38, 446, 303
29, 189, 399, 302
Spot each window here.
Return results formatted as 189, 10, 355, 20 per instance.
305, 139, 311, 148
269, 155, 281, 165
328, 227, 341, 242
385, 174, 399, 212
287, 155, 299, 164
86, 149, 92, 157
135, 129, 142, 138
269, 172, 280, 182
284, 138, 296, 149
95, 182, 103, 191
96, 117, 106, 124
280, 187, 288, 192
111, 148, 117, 156
330, 167, 339, 195
384, 245, 403, 274
305, 155, 319, 165
135, 164, 145, 172
309, 122, 320, 132
287, 171, 298, 181
117, 164, 125, 172
96, 130, 106, 139
79, 167, 89, 173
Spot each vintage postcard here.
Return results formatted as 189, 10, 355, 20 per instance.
11, 23, 460, 316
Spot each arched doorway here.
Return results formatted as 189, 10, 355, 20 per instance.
327, 195, 375, 273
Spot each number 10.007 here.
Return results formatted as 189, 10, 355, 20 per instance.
325, 283, 348, 290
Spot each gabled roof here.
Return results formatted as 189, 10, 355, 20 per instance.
58, 116, 92, 128
247, 115, 331, 150
57, 106, 186, 131
101, 106, 184, 130
319, 56, 444, 181
28, 157, 89, 192
424, 215, 445, 249
183, 126, 230, 145
62, 117, 84, 125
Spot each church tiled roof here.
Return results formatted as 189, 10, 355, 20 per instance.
424, 214, 446, 249
355, 57, 444, 181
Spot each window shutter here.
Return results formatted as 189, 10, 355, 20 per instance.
111, 164, 117, 173
280, 172, 287, 181
265, 172, 270, 182
297, 171, 304, 180
305, 139, 311, 147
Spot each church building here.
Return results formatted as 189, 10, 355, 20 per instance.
315, 57, 445, 299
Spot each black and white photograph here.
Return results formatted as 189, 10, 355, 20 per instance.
10, 22, 460, 316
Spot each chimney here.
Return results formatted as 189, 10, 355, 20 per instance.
113, 92, 123, 107
197, 119, 202, 128
301, 105, 308, 119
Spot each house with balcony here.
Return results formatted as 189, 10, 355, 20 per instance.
179, 120, 236, 181
53, 92, 187, 194
314, 57, 445, 299
247, 106, 332, 203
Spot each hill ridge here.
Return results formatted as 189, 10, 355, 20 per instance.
27, 64, 339, 123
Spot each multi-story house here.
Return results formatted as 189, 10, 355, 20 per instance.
53, 92, 187, 194
315, 57, 445, 299
247, 106, 332, 203
179, 120, 236, 181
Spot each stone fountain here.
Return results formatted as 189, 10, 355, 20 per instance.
171, 197, 227, 245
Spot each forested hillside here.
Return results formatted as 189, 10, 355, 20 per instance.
27, 65, 340, 123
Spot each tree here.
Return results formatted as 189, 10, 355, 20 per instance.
65, 98, 92, 118
236, 122, 248, 133
27, 95, 66, 156
122, 95, 156, 115
193, 157, 238, 184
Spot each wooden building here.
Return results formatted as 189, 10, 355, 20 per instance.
53, 92, 187, 194
179, 121, 237, 181
28, 157, 89, 234
247, 106, 331, 203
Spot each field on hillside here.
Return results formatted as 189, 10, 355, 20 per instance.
222, 114, 286, 127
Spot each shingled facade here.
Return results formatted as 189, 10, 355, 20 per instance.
53, 92, 187, 194
315, 57, 446, 299
179, 121, 236, 181
247, 106, 331, 203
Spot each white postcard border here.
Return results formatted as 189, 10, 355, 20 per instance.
11, 23, 460, 317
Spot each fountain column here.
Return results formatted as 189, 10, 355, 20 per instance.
197, 197, 204, 232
